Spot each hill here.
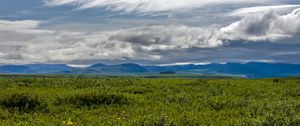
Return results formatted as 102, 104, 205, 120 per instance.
0, 62, 300, 78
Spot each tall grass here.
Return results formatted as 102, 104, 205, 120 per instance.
0, 77, 299, 125
56, 93, 130, 107
0, 92, 47, 112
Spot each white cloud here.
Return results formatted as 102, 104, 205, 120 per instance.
220, 8, 300, 42
108, 25, 222, 49
44, 0, 78, 6
16, 25, 222, 63
0, 19, 222, 64
158, 62, 211, 66
0, 20, 54, 34
230, 5, 300, 16
0, 20, 40, 30
1, 8, 300, 64
45, 0, 274, 13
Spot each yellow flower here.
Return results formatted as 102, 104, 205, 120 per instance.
63, 118, 76, 126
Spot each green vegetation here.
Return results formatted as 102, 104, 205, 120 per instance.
0, 76, 299, 125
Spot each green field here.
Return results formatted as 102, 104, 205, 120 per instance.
0, 76, 300, 125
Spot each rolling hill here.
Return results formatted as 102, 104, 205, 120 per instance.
0, 62, 300, 78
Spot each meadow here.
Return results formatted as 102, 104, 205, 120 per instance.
0, 76, 300, 125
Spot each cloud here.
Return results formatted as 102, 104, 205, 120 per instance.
220, 8, 300, 42
0, 20, 221, 64
45, 0, 274, 13
0, 20, 54, 34
158, 62, 212, 66
0, 20, 39, 30
0, 8, 300, 64
108, 25, 223, 49
230, 5, 300, 16
44, 0, 78, 6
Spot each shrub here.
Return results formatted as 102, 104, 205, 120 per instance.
0, 92, 47, 112
132, 114, 174, 126
272, 79, 285, 83
208, 96, 249, 111
123, 88, 152, 94
57, 93, 130, 107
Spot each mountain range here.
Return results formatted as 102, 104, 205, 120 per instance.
0, 62, 300, 78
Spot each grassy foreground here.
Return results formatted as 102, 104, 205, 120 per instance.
0, 77, 300, 125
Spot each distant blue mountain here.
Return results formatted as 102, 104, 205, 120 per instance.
148, 62, 300, 78
55, 63, 149, 74
0, 65, 35, 74
109, 63, 149, 73
25, 64, 73, 74
88, 63, 107, 68
146, 64, 199, 72
89, 63, 149, 74
0, 62, 300, 78
0, 64, 74, 74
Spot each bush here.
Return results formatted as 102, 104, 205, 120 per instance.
208, 96, 249, 111
132, 114, 174, 126
0, 92, 47, 112
273, 79, 285, 83
123, 87, 153, 94
57, 93, 130, 107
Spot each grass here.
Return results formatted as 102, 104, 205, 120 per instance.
0, 76, 299, 125
56, 92, 130, 107
0, 92, 47, 113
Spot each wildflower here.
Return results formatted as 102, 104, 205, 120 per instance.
63, 118, 76, 126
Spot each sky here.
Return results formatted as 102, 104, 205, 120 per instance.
0, 0, 300, 65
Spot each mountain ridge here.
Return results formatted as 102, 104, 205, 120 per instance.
0, 62, 300, 78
